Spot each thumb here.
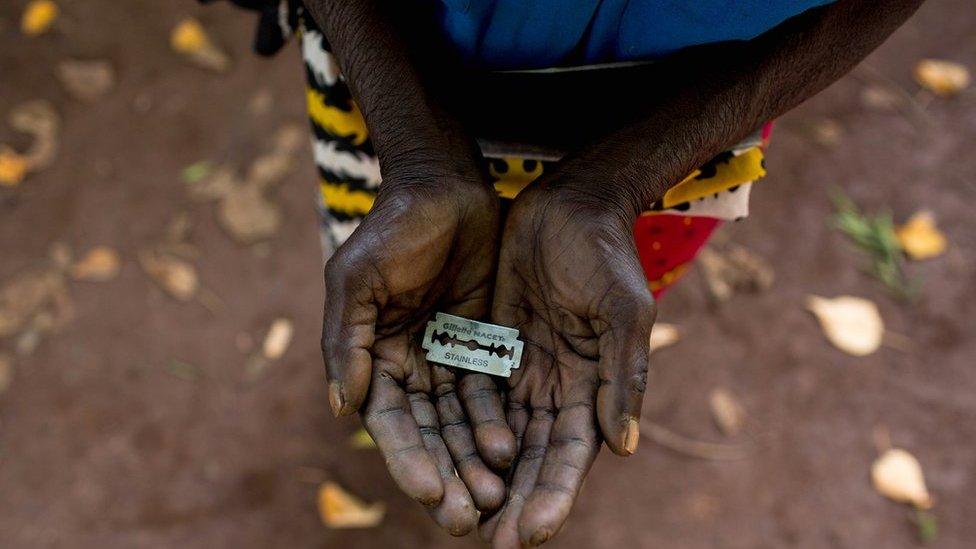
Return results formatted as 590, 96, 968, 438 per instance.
321, 250, 378, 416
594, 271, 656, 456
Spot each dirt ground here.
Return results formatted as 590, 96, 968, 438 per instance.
1, 1, 974, 547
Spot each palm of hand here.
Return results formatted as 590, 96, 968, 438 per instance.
482, 188, 656, 547
322, 184, 515, 534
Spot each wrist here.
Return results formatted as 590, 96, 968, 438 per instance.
556, 104, 727, 219
512, 180, 635, 238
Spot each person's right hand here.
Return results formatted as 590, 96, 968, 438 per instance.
321, 167, 517, 535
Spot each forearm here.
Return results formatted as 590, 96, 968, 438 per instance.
557, 0, 925, 219
305, 0, 476, 181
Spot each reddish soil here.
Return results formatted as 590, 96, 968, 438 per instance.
1, 1, 974, 547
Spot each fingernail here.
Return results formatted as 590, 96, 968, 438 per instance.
529, 528, 552, 546
328, 381, 344, 417
623, 417, 640, 454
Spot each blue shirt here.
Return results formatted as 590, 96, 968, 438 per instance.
437, 0, 836, 69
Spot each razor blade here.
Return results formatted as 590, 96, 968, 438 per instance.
421, 313, 523, 377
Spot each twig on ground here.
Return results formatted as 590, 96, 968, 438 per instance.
640, 421, 749, 461
852, 63, 933, 129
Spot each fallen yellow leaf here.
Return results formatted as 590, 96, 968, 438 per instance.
171, 18, 208, 53
0, 148, 29, 187
709, 387, 745, 436
806, 295, 884, 356
872, 448, 933, 509
262, 318, 294, 360
348, 427, 377, 449
70, 246, 121, 282
914, 59, 970, 96
170, 18, 229, 72
896, 211, 947, 261
317, 481, 385, 529
21, 0, 59, 36
649, 322, 680, 353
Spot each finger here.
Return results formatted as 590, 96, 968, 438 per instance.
481, 408, 554, 549
409, 392, 479, 536
322, 252, 377, 416
460, 374, 517, 469
362, 370, 443, 506
507, 399, 530, 454
476, 398, 529, 542
434, 373, 507, 513
518, 402, 601, 546
595, 282, 656, 456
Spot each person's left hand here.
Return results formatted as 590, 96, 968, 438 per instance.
478, 179, 657, 547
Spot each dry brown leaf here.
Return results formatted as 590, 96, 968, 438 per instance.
9, 100, 59, 171
48, 241, 73, 270
170, 18, 229, 72
70, 246, 121, 282
247, 126, 303, 187
872, 448, 933, 509
139, 251, 198, 301
248, 89, 273, 116
57, 59, 116, 102
812, 119, 843, 146
15, 294, 74, 357
0, 269, 66, 338
709, 387, 745, 436
262, 318, 294, 360
860, 85, 902, 111
164, 212, 193, 245
0, 147, 29, 187
218, 185, 282, 244
698, 245, 774, 303
317, 481, 385, 529
649, 322, 680, 353
21, 0, 58, 36
195, 127, 301, 243
914, 59, 970, 96
154, 212, 201, 260
0, 353, 13, 394
725, 245, 775, 290
896, 211, 947, 261
187, 165, 238, 201
806, 295, 883, 356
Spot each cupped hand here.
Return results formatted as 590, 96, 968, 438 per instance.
481, 182, 657, 547
321, 174, 516, 534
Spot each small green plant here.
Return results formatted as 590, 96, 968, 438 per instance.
167, 359, 200, 381
830, 189, 918, 300
180, 160, 213, 184
914, 509, 938, 544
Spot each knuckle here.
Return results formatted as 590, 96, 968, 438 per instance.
630, 288, 657, 321
628, 369, 648, 395
520, 444, 547, 461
